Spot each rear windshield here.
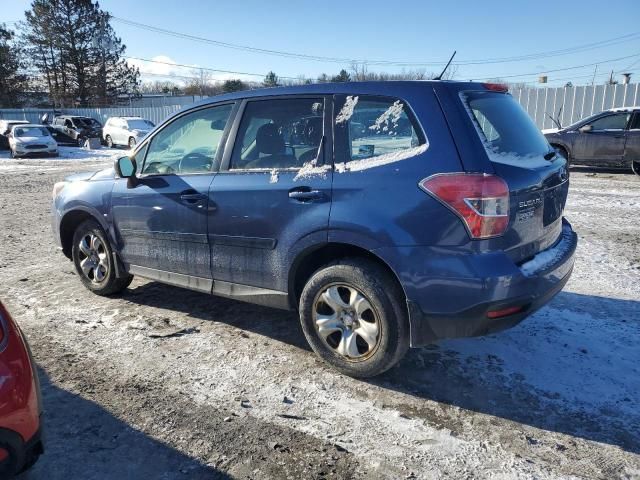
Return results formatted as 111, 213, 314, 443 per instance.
462, 91, 552, 161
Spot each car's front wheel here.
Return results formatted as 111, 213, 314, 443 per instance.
105, 135, 114, 148
72, 219, 133, 295
299, 258, 409, 378
632, 160, 640, 176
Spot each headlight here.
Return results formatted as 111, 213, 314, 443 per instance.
52, 182, 66, 199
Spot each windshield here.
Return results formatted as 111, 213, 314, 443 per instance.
14, 126, 50, 137
74, 117, 101, 128
462, 91, 552, 160
127, 119, 154, 130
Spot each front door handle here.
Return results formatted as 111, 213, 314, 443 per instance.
289, 188, 325, 202
180, 191, 207, 204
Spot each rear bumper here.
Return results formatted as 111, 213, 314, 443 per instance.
0, 424, 43, 476
377, 218, 578, 347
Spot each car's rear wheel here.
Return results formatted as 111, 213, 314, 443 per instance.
632, 160, 640, 176
128, 137, 136, 149
105, 135, 113, 148
72, 219, 133, 295
299, 258, 409, 378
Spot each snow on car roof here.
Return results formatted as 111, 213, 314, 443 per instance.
10, 123, 45, 129
608, 106, 640, 112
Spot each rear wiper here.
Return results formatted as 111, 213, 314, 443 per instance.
544, 150, 556, 160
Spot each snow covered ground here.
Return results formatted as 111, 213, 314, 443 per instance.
0, 150, 638, 479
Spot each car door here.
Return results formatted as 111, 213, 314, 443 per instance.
117, 119, 128, 145
571, 112, 630, 166
111, 102, 236, 287
624, 112, 640, 170
208, 96, 332, 298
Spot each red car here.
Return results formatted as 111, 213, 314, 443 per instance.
0, 301, 43, 477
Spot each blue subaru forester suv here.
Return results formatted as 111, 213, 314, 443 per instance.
52, 81, 577, 377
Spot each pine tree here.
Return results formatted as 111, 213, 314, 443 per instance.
263, 71, 279, 87
21, 0, 139, 107
222, 79, 248, 93
331, 69, 351, 82
0, 24, 29, 107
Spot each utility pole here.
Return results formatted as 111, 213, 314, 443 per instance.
591, 64, 598, 87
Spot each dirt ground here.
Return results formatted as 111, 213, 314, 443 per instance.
0, 149, 639, 479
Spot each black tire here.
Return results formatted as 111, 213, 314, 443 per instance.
128, 137, 136, 149
77, 136, 86, 147
71, 219, 133, 296
555, 146, 569, 164
105, 135, 113, 148
299, 258, 409, 378
632, 160, 640, 176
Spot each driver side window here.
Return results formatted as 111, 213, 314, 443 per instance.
142, 103, 233, 175
589, 113, 630, 131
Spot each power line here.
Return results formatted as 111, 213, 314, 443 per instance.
484, 52, 640, 80
126, 56, 300, 80
113, 16, 640, 67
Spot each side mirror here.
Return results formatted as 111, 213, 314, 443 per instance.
579, 124, 593, 133
114, 156, 137, 178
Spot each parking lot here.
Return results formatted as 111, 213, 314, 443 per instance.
0, 148, 639, 479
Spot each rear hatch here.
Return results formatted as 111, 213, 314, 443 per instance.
441, 84, 569, 263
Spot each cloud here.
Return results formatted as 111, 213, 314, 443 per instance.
127, 55, 195, 81
127, 55, 256, 84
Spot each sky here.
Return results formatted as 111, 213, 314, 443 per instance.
3, 0, 640, 87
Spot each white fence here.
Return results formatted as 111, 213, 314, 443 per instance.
1, 83, 639, 131
511, 82, 640, 130
0, 105, 184, 126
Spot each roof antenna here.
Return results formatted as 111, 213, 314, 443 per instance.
434, 50, 457, 80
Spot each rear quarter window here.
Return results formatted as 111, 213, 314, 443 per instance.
334, 95, 427, 171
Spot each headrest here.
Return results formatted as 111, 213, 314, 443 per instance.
256, 123, 284, 155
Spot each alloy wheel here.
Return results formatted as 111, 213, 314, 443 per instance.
313, 284, 381, 361
77, 234, 109, 284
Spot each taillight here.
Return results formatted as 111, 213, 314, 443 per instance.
419, 173, 510, 239
482, 83, 509, 92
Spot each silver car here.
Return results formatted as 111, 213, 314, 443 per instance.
103, 116, 154, 149
8, 124, 58, 158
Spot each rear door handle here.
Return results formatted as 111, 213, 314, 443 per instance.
180, 191, 207, 204
289, 189, 325, 202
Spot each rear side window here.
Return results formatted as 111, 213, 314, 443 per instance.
462, 91, 552, 161
230, 98, 324, 170
334, 95, 426, 167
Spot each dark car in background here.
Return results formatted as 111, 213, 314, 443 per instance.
47, 115, 103, 146
0, 301, 43, 477
51, 81, 577, 378
544, 106, 640, 174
